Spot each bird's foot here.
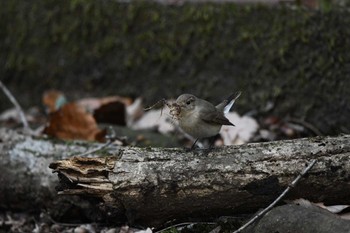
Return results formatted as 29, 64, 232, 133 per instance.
201, 146, 214, 155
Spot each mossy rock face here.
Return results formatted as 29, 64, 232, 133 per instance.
1, 1, 349, 135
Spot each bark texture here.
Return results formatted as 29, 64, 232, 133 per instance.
1, 127, 349, 227
0, 128, 121, 222
50, 134, 350, 227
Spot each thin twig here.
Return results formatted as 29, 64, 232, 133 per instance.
144, 98, 167, 111
287, 118, 323, 136
232, 159, 317, 233
155, 222, 216, 233
0, 80, 30, 131
74, 140, 114, 157
72, 127, 117, 157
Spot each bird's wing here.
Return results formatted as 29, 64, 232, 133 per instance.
198, 101, 234, 126
201, 112, 234, 126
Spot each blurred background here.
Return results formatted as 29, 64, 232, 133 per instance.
1, 0, 349, 145
1, 1, 350, 232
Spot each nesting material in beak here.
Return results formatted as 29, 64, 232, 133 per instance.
168, 103, 181, 120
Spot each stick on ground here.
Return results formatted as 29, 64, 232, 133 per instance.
231, 159, 317, 233
0, 80, 31, 132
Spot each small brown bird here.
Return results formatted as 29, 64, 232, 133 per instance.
170, 92, 241, 150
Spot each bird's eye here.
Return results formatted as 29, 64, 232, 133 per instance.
186, 100, 191, 105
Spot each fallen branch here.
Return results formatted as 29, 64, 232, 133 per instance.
0, 128, 349, 228
49, 135, 350, 227
0, 80, 31, 132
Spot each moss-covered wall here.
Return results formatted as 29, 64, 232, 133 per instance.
1, 0, 349, 134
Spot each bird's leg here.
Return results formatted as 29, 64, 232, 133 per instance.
185, 138, 198, 152
190, 138, 199, 150
184, 138, 199, 152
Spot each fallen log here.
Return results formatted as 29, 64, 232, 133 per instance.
0, 128, 122, 222
49, 134, 350, 227
0, 127, 349, 227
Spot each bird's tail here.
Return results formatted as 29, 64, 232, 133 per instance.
223, 91, 241, 114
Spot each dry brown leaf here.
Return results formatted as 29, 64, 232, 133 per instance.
43, 102, 106, 142
77, 96, 139, 126
93, 101, 126, 125
77, 96, 133, 112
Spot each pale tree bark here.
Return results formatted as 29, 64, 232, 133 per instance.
0, 127, 349, 226
0, 128, 121, 222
